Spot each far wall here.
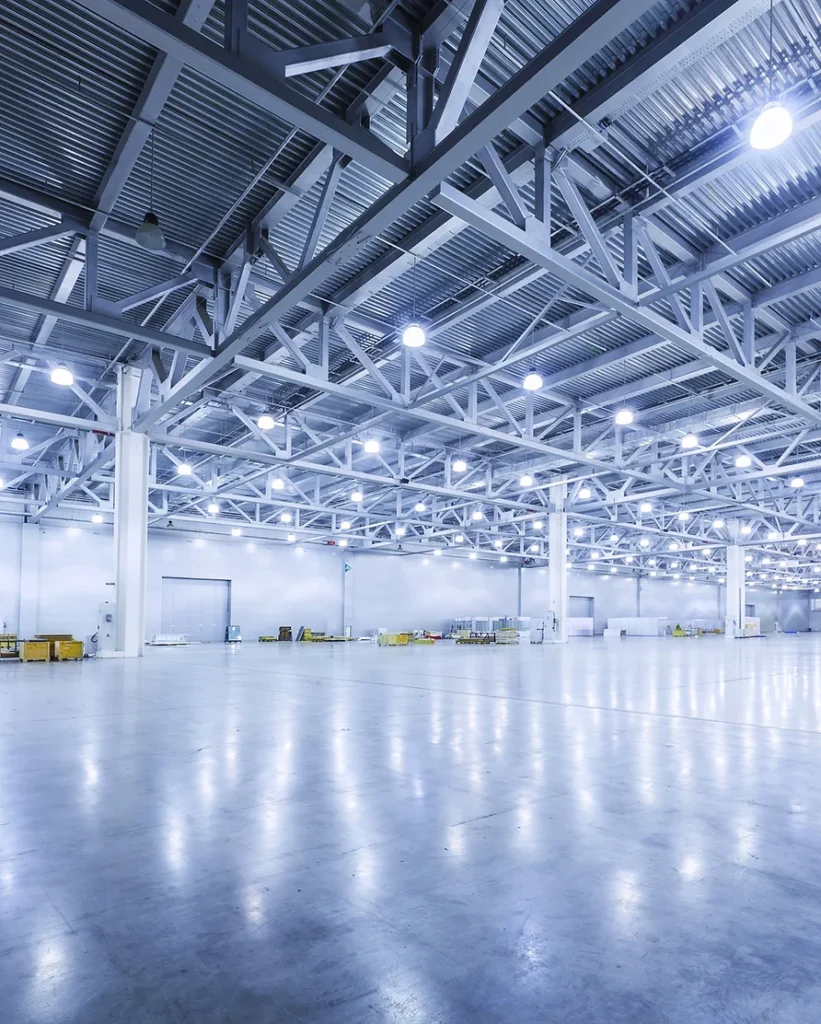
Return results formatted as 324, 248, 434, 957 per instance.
0, 519, 810, 639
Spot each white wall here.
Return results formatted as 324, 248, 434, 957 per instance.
348, 552, 518, 635
638, 576, 723, 629
0, 521, 342, 640
0, 520, 21, 632
146, 532, 342, 638
523, 567, 639, 634
0, 518, 811, 640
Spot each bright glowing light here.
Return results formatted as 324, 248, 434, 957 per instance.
278, 512, 291, 524
469, 552, 477, 560
768, 530, 779, 540
10, 432, 28, 451
713, 518, 725, 529
529, 543, 539, 553
669, 542, 679, 551
681, 433, 699, 449
650, 570, 657, 577
339, 538, 348, 547
207, 502, 219, 515
522, 370, 543, 391
790, 476, 805, 488
735, 454, 752, 469
677, 511, 690, 521
351, 490, 363, 502
452, 458, 467, 474
610, 567, 617, 574
639, 501, 652, 513
587, 562, 595, 571
50, 364, 74, 387
231, 527, 242, 537
640, 537, 650, 548
91, 512, 103, 524
648, 558, 656, 566
340, 520, 351, 530
401, 323, 426, 348
471, 510, 484, 521
257, 413, 275, 431
455, 534, 464, 543
414, 502, 426, 513
177, 463, 192, 476
609, 533, 618, 543
625, 555, 634, 564
750, 101, 793, 150
493, 539, 503, 548
573, 527, 584, 537
579, 487, 592, 500
614, 408, 634, 426
271, 478, 285, 491
741, 524, 752, 535
519, 473, 534, 488
533, 520, 543, 530
500, 555, 508, 563
363, 438, 380, 454
287, 533, 296, 543
396, 526, 406, 537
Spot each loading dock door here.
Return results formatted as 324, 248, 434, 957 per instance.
161, 577, 230, 642
570, 595, 594, 618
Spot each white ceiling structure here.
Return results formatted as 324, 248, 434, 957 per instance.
1, 0, 821, 591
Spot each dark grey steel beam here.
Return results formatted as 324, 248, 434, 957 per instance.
72, 0, 408, 184
0, 287, 211, 358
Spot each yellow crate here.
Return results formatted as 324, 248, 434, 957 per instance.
377, 633, 410, 646
54, 640, 84, 661
20, 640, 50, 663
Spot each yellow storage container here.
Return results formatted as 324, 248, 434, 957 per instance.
377, 633, 410, 646
20, 640, 50, 663
54, 640, 84, 661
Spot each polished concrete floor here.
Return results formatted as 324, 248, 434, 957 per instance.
2, 637, 821, 1022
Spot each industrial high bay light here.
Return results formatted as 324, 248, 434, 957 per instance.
749, 0, 792, 150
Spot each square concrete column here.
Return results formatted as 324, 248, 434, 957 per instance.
723, 520, 746, 638
114, 366, 149, 657
18, 523, 41, 637
548, 480, 568, 644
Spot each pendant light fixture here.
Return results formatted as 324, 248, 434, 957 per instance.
50, 364, 74, 387
401, 255, 426, 347
750, 0, 792, 150
136, 130, 166, 250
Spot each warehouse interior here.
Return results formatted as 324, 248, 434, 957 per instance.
3, 0, 821, 1019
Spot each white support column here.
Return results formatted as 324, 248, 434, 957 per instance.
114, 366, 149, 657
547, 479, 568, 644
18, 523, 40, 637
725, 522, 746, 639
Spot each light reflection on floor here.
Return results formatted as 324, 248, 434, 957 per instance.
1, 636, 821, 1021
